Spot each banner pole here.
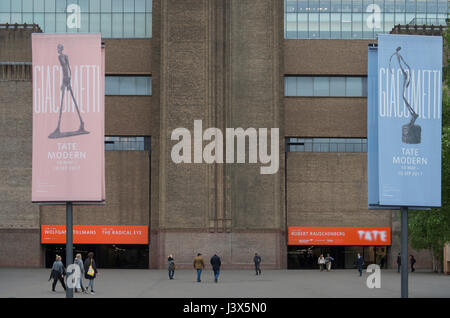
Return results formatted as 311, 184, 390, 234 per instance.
66, 202, 73, 298
401, 206, 408, 298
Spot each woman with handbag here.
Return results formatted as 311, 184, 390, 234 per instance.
84, 252, 98, 294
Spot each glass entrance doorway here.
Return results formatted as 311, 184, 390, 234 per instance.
45, 244, 149, 269
288, 245, 388, 269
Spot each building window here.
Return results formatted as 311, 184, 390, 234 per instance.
285, 76, 367, 97
105, 136, 150, 151
0, 0, 152, 38
287, 137, 367, 153
284, 0, 449, 39
105, 75, 151, 95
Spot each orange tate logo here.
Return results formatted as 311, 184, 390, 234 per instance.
357, 230, 388, 243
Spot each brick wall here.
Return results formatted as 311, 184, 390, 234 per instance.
0, 229, 42, 267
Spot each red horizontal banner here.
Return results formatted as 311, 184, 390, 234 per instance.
41, 225, 148, 245
288, 227, 391, 246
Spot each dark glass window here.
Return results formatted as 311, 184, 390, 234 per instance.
105, 76, 152, 95
287, 137, 367, 153
105, 136, 150, 151
285, 76, 367, 97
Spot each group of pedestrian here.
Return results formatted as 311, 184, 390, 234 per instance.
49, 252, 98, 294
317, 254, 334, 272
397, 253, 416, 272
167, 252, 263, 282
192, 253, 222, 283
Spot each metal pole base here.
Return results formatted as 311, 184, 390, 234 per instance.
401, 206, 408, 298
66, 202, 73, 298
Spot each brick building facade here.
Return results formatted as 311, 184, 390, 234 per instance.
1, 0, 443, 270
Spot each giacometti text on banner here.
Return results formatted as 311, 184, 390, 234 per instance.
32, 34, 105, 203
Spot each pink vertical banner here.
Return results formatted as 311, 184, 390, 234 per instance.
32, 34, 105, 203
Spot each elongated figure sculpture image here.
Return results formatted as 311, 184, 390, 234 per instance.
389, 47, 421, 144
48, 44, 89, 139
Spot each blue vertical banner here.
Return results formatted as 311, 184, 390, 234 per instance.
371, 34, 442, 208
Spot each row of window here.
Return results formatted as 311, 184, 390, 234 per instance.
105, 76, 152, 95
104, 136, 367, 153
0, 0, 153, 13
103, 75, 368, 97
100, 76, 369, 97
285, 0, 449, 13
287, 137, 368, 153
105, 136, 367, 153
0, 0, 152, 38
285, 12, 448, 39
105, 136, 150, 151
284, 0, 449, 39
285, 76, 367, 97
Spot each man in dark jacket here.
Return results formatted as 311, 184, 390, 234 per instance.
356, 253, 364, 276
253, 253, 262, 275
49, 255, 66, 292
210, 254, 222, 283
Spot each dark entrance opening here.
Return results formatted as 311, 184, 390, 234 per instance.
288, 245, 388, 269
45, 244, 149, 269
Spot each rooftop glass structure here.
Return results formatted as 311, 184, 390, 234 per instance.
0, 0, 152, 38
285, 0, 449, 39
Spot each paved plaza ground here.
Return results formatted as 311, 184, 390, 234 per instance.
0, 268, 449, 298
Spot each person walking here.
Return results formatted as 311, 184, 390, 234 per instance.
210, 254, 222, 283
49, 255, 66, 292
325, 253, 334, 272
193, 253, 205, 282
379, 256, 385, 269
168, 254, 175, 280
74, 254, 86, 293
318, 254, 325, 272
356, 253, 364, 277
410, 255, 416, 272
84, 252, 98, 294
397, 253, 401, 273
253, 253, 262, 276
